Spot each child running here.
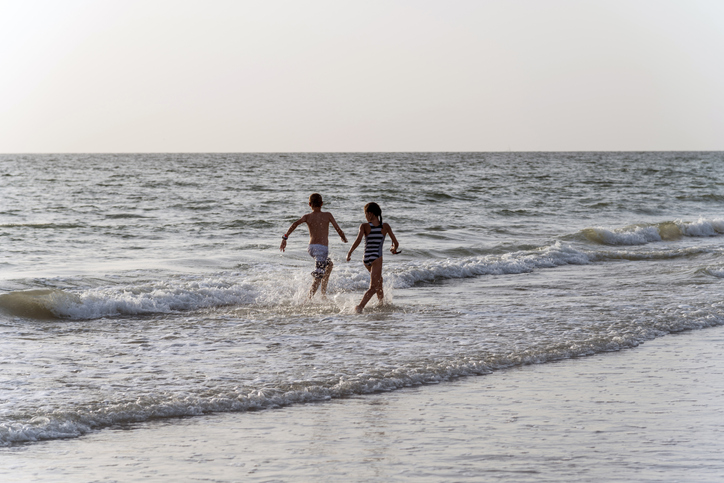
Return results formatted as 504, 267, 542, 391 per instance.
346, 202, 400, 313
280, 193, 348, 299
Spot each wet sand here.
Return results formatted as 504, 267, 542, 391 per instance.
3, 326, 724, 482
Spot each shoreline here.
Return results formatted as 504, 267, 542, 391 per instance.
4, 326, 724, 482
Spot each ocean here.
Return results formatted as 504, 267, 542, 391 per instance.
1, 152, 724, 480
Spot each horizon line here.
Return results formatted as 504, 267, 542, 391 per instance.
2, 149, 723, 155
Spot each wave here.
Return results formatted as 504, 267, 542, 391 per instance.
0, 290, 81, 319
0, 243, 590, 320
0, 278, 263, 320
680, 217, 724, 236
676, 193, 724, 203
588, 246, 715, 262
2, 240, 718, 320
579, 217, 724, 246
0, 223, 85, 230
3, 305, 722, 447
388, 242, 590, 287
703, 266, 724, 279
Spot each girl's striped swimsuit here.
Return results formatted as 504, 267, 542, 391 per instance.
363, 223, 385, 265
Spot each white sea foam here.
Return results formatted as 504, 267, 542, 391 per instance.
586, 225, 662, 245
677, 216, 724, 237
52, 277, 262, 319
388, 242, 590, 288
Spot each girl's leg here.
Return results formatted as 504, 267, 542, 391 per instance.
356, 258, 383, 313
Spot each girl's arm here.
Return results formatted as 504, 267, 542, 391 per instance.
384, 224, 400, 254
346, 224, 366, 261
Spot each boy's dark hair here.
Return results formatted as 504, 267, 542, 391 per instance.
364, 202, 382, 225
309, 193, 323, 207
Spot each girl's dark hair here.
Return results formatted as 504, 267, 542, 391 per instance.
364, 202, 382, 225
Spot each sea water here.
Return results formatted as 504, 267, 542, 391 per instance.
1, 152, 723, 449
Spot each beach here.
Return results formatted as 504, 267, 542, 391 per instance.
2, 1, 723, 479
4, 326, 723, 482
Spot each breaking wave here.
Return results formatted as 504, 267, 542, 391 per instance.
580, 218, 724, 246
2, 239, 719, 321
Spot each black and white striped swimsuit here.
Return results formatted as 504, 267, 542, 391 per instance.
363, 223, 385, 265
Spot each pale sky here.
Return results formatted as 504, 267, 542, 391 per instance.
1, 0, 723, 153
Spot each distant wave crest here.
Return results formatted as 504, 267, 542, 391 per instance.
581, 217, 724, 246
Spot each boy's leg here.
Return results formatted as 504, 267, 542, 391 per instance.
309, 277, 322, 298
320, 259, 334, 296
307, 245, 329, 299
309, 260, 326, 298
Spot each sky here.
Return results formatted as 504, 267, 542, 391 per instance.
1, 0, 723, 153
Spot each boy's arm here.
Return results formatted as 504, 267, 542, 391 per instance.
280, 215, 307, 252
328, 213, 347, 243
385, 224, 400, 254
346, 224, 365, 261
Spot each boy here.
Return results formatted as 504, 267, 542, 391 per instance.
280, 193, 348, 298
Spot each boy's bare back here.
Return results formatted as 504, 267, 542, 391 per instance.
300, 211, 339, 245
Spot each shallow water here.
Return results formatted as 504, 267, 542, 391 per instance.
1, 152, 723, 448
4, 326, 724, 482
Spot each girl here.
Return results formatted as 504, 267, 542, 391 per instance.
346, 202, 400, 313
